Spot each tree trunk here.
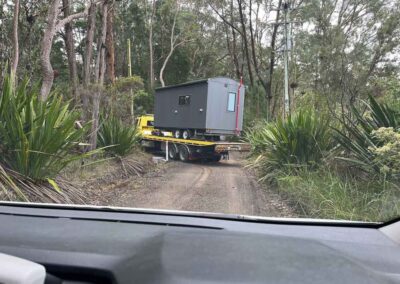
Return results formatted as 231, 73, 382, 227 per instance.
159, 6, 180, 88
83, 2, 97, 87
105, 0, 115, 84
40, 0, 90, 100
148, 0, 156, 89
237, 0, 254, 87
224, 25, 240, 79
226, 1, 241, 79
88, 91, 100, 151
267, 0, 282, 115
127, 39, 135, 123
89, 1, 108, 151
98, 3, 108, 86
82, 2, 97, 123
271, 72, 282, 118
40, 0, 60, 100
11, 0, 19, 81
62, 0, 78, 101
159, 47, 174, 88
248, 0, 267, 99
94, 36, 101, 83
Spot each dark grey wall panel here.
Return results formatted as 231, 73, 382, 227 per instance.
155, 82, 208, 129
154, 77, 245, 135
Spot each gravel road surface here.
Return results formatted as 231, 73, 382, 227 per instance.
109, 155, 295, 217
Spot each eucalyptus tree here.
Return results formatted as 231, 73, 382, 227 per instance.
294, 0, 400, 119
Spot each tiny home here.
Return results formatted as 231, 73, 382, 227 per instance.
154, 77, 245, 139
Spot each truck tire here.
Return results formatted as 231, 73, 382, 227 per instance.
168, 143, 178, 160
178, 145, 190, 162
174, 130, 181, 139
182, 130, 192, 140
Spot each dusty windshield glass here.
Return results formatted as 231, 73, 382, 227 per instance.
0, 0, 399, 223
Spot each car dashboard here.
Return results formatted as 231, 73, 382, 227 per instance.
0, 203, 399, 284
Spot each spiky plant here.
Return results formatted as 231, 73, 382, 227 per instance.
334, 96, 400, 173
0, 75, 92, 202
246, 110, 331, 181
97, 115, 144, 176
98, 115, 140, 157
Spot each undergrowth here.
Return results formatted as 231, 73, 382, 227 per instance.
275, 168, 400, 222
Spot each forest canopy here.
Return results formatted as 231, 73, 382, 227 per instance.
0, 0, 398, 118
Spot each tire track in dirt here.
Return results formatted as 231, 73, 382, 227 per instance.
174, 165, 211, 211
110, 155, 296, 217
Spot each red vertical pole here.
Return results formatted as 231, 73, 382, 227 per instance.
235, 76, 243, 135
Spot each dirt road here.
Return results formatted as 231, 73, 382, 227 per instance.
109, 155, 295, 217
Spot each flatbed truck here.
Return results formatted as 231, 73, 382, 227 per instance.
137, 115, 250, 162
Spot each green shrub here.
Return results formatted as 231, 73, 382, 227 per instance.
103, 76, 149, 123
134, 89, 154, 116
246, 110, 331, 181
111, 76, 144, 93
243, 83, 270, 126
370, 76, 400, 112
335, 96, 400, 174
0, 76, 90, 180
98, 115, 140, 156
244, 119, 270, 155
369, 127, 400, 179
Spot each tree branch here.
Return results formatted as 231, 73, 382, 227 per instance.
207, 0, 243, 36
56, 0, 103, 32
55, 7, 88, 31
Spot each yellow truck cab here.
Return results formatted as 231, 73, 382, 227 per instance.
136, 115, 155, 136
137, 115, 172, 137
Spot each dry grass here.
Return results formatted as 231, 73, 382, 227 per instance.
61, 150, 153, 184
0, 165, 87, 204
1, 151, 154, 205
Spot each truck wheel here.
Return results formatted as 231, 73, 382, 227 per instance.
174, 130, 181, 139
178, 145, 190, 162
168, 143, 178, 160
182, 130, 192, 140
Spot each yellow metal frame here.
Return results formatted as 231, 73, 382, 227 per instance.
137, 115, 250, 151
142, 135, 215, 147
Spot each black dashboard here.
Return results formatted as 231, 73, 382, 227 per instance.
0, 203, 399, 284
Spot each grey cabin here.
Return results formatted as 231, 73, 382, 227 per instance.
154, 77, 245, 139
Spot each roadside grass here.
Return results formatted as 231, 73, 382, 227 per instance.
275, 168, 400, 222
245, 106, 400, 223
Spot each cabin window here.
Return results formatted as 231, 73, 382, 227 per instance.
179, 95, 191, 105
227, 92, 236, 112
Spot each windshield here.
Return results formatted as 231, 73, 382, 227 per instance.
0, 0, 399, 223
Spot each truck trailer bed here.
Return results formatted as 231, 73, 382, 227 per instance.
142, 135, 250, 152
141, 134, 250, 162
